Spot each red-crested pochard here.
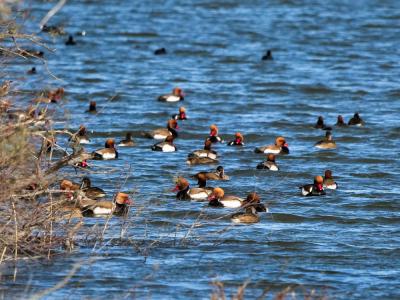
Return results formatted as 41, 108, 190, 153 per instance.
300, 175, 326, 196
255, 136, 289, 154
173, 176, 213, 200
208, 124, 223, 143
256, 154, 279, 171
314, 131, 336, 149
80, 192, 132, 216
208, 187, 243, 208
151, 135, 177, 152
144, 118, 179, 140
158, 87, 184, 102
227, 132, 244, 146
92, 139, 118, 160
323, 170, 338, 190
188, 139, 217, 160
173, 106, 187, 120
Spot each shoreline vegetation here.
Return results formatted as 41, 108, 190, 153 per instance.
0, 2, 329, 299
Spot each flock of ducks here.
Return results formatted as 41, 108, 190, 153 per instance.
53, 84, 365, 224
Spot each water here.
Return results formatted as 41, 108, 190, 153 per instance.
1, 0, 400, 299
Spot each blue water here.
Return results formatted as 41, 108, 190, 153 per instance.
1, 0, 400, 299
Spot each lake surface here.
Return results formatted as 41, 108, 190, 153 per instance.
1, 0, 400, 299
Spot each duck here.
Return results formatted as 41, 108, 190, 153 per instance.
188, 139, 217, 160
255, 136, 289, 154
187, 156, 219, 165
208, 124, 223, 143
323, 170, 338, 189
193, 166, 229, 181
65, 35, 76, 45
92, 139, 118, 160
80, 177, 106, 199
348, 112, 364, 126
151, 135, 177, 152
16, 49, 44, 58
60, 179, 80, 191
227, 132, 244, 146
0, 80, 12, 97
314, 131, 336, 149
154, 47, 167, 55
299, 175, 326, 196
241, 192, 268, 212
208, 187, 243, 208
173, 176, 213, 200
335, 115, 347, 127
76, 125, 90, 144
118, 132, 135, 147
231, 206, 260, 224
256, 154, 279, 171
173, 106, 187, 120
80, 192, 132, 217
158, 87, 184, 102
36, 87, 64, 103
144, 118, 179, 140
314, 116, 332, 130
86, 101, 97, 113
41, 24, 65, 35
27, 67, 37, 75
262, 49, 273, 61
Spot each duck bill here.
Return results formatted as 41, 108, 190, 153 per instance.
284, 143, 289, 147
207, 194, 216, 201
172, 185, 180, 192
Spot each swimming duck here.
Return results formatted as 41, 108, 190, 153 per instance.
65, 35, 76, 45
208, 124, 223, 143
227, 132, 244, 146
262, 49, 273, 61
256, 154, 279, 171
76, 125, 90, 144
323, 170, 338, 189
0, 80, 11, 97
158, 87, 184, 102
241, 192, 268, 212
188, 139, 218, 160
86, 101, 97, 113
314, 131, 336, 149
80, 177, 106, 199
27, 67, 37, 75
118, 132, 135, 147
154, 47, 167, 55
208, 187, 243, 208
254, 136, 289, 154
60, 179, 80, 191
193, 166, 229, 181
348, 112, 364, 126
173, 176, 213, 200
314, 116, 332, 130
92, 139, 118, 160
173, 106, 187, 120
80, 192, 132, 217
36, 87, 65, 104
300, 175, 326, 196
335, 115, 347, 127
187, 156, 219, 165
144, 118, 179, 139
231, 206, 260, 224
151, 135, 177, 152
41, 24, 65, 35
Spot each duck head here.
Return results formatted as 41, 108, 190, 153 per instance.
209, 124, 218, 136
267, 154, 276, 162
178, 106, 186, 119
196, 173, 207, 188
316, 116, 324, 126
115, 192, 133, 205
89, 101, 97, 112
324, 170, 333, 179
325, 131, 333, 141
167, 118, 179, 130
125, 132, 133, 141
234, 132, 244, 144
172, 87, 184, 97
208, 187, 224, 201
78, 125, 87, 136
81, 177, 91, 189
314, 175, 324, 191
173, 177, 190, 192
60, 179, 75, 190
216, 166, 225, 178
337, 115, 345, 124
104, 139, 116, 149
275, 136, 288, 148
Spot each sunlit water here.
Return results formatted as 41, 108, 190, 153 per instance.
1, 0, 400, 299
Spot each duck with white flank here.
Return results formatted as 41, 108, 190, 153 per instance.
92, 139, 118, 160
348, 112, 364, 126
144, 118, 179, 140
208, 124, 223, 143
158, 87, 184, 102
118, 132, 135, 147
151, 135, 177, 152
323, 170, 338, 189
173, 176, 213, 201
227, 132, 244, 146
255, 136, 289, 154
300, 175, 326, 196
257, 154, 279, 171
80, 192, 132, 217
173, 106, 187, 120
188, 139, 217, 160
208, 187, 243, 208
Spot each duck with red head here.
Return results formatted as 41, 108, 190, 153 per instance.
314, 116, 332, 130
314, 131, 336, 149
208, 124, 223, 143
188, 139, 218, 160
92, 139, 118, 160
173, 106, 187, 120
257, 154, 279, 171
152, 135, 177, 152
208, 187, 243, 208
158, 87, 185, 102
300, 175, 326, 196
144, 118, 179, 140
255, 136, 289, 155
173, 176, 212, 200
118, 132, 135, 147
335, 115, 347, 127
323, 170, 338, 189
348, 112, 364, 126
227, 132, 244, 146
80, 192, 132, 217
